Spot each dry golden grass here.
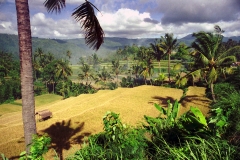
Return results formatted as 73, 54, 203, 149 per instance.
0, 85, 211, 159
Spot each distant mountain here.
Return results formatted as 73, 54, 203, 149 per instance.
0, 34, 156, 64
180, 34, 240, 46
0, 33, 239, 64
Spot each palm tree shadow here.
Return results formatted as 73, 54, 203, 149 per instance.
41, 120, 91, 160
149, 96, 175, 107
181, 95, 211, 108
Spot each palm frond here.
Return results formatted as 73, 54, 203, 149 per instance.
173, 63, 182, 71
208, 67, 217, 84
72, 1, 104, 51
216, 56, 236, 66
217, 46, 240, 61
44, 0, 66, 13
175, 77, 187, 87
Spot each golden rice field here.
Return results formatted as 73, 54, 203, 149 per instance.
0, 85, 211, 159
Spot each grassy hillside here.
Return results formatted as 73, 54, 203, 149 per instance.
0, 85, 211, 159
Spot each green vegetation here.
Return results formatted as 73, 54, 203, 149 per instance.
1, 25, 240, 159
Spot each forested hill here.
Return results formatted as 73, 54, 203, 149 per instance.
0, 34, 156, 64
0, 33, 239, 64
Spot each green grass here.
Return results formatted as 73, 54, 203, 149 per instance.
0, 94, 62, 115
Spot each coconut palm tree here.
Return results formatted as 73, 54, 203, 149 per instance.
159, 33, 178, 82
150, 39, 165, 73
140, 58, 154, 85
112, 59, 121, 82
55, 60, 73, 81
15, 0, 36, 151
92, 53, 100, 70
138, 47, 154, 84
96, 67, 112, 87
189, 25, 239, 102
78, 63, 94, 85
15, 0, 104, 151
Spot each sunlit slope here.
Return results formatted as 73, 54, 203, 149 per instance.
0, 85, 211, 158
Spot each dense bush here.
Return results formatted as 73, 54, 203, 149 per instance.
106, 82, 118, 90
0, 78, 21, 104
209, 82, 240, 136
120, 76, 134, 88
67, 112, 147, 160
55, 80, 97, 99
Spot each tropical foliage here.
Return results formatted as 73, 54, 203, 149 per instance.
186, 26, 239, 101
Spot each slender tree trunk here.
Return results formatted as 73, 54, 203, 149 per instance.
158, 61, 161, 74
210, 83, 216, 102
15, 0, 36, 152
168, 53, 171, 83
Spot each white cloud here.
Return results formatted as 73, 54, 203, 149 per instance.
1, 0, 240, 39
0, 21, 17, 35
97, 8, 163, 38
30, 12, 84, 39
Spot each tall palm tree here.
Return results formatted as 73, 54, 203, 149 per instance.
159, 33, 178, 82
92, 53, 100, 70
112, 59, 121, 82
78, 63, 93, 85
150, 39, 165, 73
96, 66, 112, 87
138, 47, 154, 84
140, 58, 154, 85
15, 0, 104, 151
55, 60, 73, 81
190, 25, 239, 102
15, 0, 36, 151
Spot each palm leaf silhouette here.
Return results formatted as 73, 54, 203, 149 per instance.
44, 0, 66, 13
72, 1, 104, 51
44, 0, 104, 51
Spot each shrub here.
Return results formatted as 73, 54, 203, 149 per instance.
19, 134, 51, 160
209, 83, 240, 137
120, 76, 134, 88
106, 82, 118, 90
68, 111, 147, 160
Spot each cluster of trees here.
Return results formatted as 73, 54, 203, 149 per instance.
109, 26, 240, 103
0, 52, 21, 104
33, 48, 72, 93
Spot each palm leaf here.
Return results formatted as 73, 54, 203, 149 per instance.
217, 46, 240, 61
173, 63, 182, 71
72, 1, 104, 51
207, 67, 217, 84
44, 0, 66, 13
216, 56, 236, 66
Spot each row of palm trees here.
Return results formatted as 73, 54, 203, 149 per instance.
113, 26, 240, 103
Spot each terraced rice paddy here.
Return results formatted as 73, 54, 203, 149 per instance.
0, 85, 211, 159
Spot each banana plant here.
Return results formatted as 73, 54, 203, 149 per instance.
154, 100, 180, 126
144, 100, 180, 134
144, 100, 210, 138
179, 106, 209, 136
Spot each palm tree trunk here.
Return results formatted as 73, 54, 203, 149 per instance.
210, 83, 216, 102
168, 53, 171, 83
15, 0, 36, 152
158, 61, 161, 74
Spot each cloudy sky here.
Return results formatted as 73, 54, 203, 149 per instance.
0, 0, 240, 39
